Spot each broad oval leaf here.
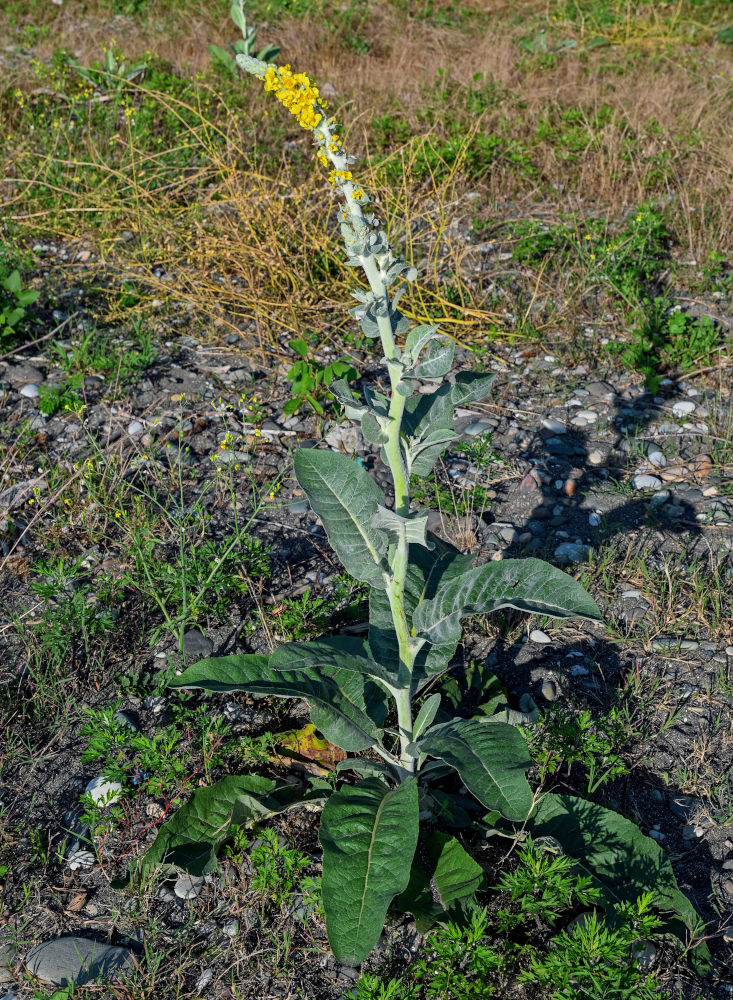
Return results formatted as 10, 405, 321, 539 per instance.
529, 793, 710, 974
418, 718, 533, 822
319, 776, 419, 965
412, 337, 455, 379
398, 830, 484, 931
137, 775, 295, 881
170, 654, 380, 751
413, 558, 602, 646
269, 635, 395, 685
294, 449, 388, 586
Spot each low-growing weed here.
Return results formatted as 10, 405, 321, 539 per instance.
411, 908, 506, 999
37, 374, 84, 415
494, 835, 600, 931
528, 705, 630, 794
51, 316, 158, 386
0, 265, 40, 351
519, 893, 663, 1000
285, 336, 358, 417
249, 827, 310, 909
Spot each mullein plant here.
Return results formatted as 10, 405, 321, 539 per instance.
134, 2, 709, 972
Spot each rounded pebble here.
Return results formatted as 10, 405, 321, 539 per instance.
174, 873, 204, 899
542, 417, 566, 434
530, 629, 551, 644
288, 500, 310, 515
554, 542, 592, 564
464, 421, 495, 436
588, 449, 605, 466
632, 474, 662, 490
588, 511, 601, 527
66, 849, 95, 871
20, 384, 40, 399
24, 936, 135, 987
647, 449, 666, 468
84, 776, 123, 806
127, 421, 144, 436
672, 400, 696, 417
541, 680, 559, 702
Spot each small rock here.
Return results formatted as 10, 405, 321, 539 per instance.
541, 680, 559, 701
84, 777, 123, 807
145, 800, 165, 819
194, 968, 214, 993
24, 937, 136, 987
464, 421, 495, 437
649, 830, 665, 841
569, 662, 589, 677
585, 381, 616, 402
324, 423, 363, 453
588, 511, 601, 527
554, 542, 592, 564
541, 417, 566, 434
20, 384, 40, 399
672, 400, 695, 417
288, 499, 310, 515
724, 927, 733, 943
214, 449, 249, 465
723, 879, 733, 899
632, 474, 662, 490
647, 449, 666, 468
530, 630, 552, 644
144, 695, 165, 713
588, 449, 605, 466
66, 849, 95, 871
0, 943, 16, 984
182, 628, 213, 659
632, 941, 657, 970
682, 824, 705, 841
222, 920, 239, 939
174, 874, 204, 899
127, 421, 144, 436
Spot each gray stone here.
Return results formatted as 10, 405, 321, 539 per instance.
541, 680, 559, 702
632, 941, 657, 970
647, 449, 666, 468
174, 873, 204, 899
66, 849, 95, 871
19, 384, 40, 399
324, 423, 363, 453
584, 381, 616, 402
288, 500, 310, 515
530, 629, 552, 644
112, 710, 139, 732
632, 474, 662, 490
464, 421, 495, 437
682, 824, 705, 841
221, 920, 239, 939
214, 449, 249, 465
588, 511, 602, 527
24, 937, 136, 986
541, 417, 566, 434
84, 776, 123, 806
588, 449, 605, 466
0, 942, 16, 984
672, 400, 695, 417
554, 542, 592, 564
182, 628, 213, 659
127, 421, 144, 436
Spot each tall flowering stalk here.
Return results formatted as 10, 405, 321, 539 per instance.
136, 17, 709, 975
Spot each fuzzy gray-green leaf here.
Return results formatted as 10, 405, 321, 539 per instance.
170, 654, 380, 751
320, 777, 419, 965
294, 449, 388, 586
418, 718, 533, 821
413, 558, 602, 646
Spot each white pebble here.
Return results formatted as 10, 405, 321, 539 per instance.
672, 400, 695, 417
127, 420, 144, 436
84, 776, 123, 806
632, 474, 662, 490
647, 450, 666, 468
66, 849, 95, 871
175, 873, 204, 899
20, 384, 40, 399
542, 417, 566, 434
530, 629, 552, 644
588, 449, 605, 466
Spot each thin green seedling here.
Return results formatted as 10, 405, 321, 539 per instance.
131, 15, 710, 973
209, 0, 280, 76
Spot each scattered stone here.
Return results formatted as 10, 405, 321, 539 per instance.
563, 478, 577, 496
324, 423, 363, 453
222, 920, 239, 939
672, 400, 696, 417
174, 874, 204, 899
24, 937, 136, 987
541, 680, 559, 701
669, 795, 699, 822
588, 511, 602, 527
84, 777, 123, 807
530, 629, 551, 644
632, 941, 657, 970
632, 474, 662, 490
647, 449, 666, 468
648, 830, 665, 841
144, 695, 166, 713
569, 662, 589, 677
288, 499, 310, 514
0, 943, 16, 984
682, 824, 705, 841
194, 968, 214, 993
127, 421, 144, 436
587, 449, 605, 466
66, 849, 95, 871
464, 421, 495, 437
214, 449, 249, 465
19, 384, 40, 399
585, 381, 616, 401
182, 628, 213, 659
541, 416, 566, 434
554, 542, 592, 564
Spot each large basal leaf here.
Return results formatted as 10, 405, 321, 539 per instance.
170, 654, 380, 751
319, 776, 419, 966
269, 636, 396, 685
413, 558, 602, 646
418, 718, 533, 822
137, 775, 295, 881
529, 793, 710, 974
398, 831, 484, 931
368, 533, 472, 682
294, 449, 388, 587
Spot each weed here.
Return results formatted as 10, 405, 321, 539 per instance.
285, 336, 358, 418
519, 893, 663, 1000
410, 908, 506, 998
37, 374, 84, 415
494, 836, 600, 931
528, 704, 630, 794
249, 827, 310, 909
51, 315, 158, 386
0, 266, 39, 351
209, 0, 280, 77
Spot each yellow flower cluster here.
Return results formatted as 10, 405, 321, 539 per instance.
263, 64, 326, 131
328, 168, 353, 186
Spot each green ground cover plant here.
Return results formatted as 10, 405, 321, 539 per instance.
128, 3, 711, 974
